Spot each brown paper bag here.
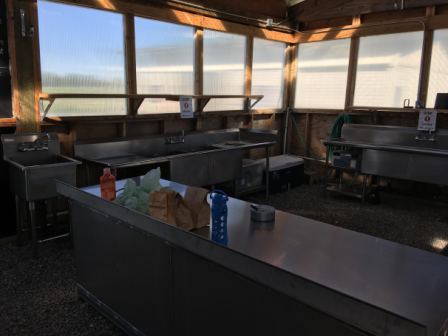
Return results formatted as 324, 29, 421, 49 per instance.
181, 186, 210, 229
148, 188, 181, 225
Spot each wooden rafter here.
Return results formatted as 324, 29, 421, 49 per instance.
51, 0, 295, 43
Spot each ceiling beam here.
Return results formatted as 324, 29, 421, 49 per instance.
175, 0, 288, 20
289, 0, 448, 23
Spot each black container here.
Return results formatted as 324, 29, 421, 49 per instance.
260, 155, 304, 194
435, 93, 448, 109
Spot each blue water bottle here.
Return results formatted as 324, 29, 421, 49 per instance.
210, 190, 229, 245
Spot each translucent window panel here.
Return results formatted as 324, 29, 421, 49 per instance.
204, 30, 246, 111
354, 31, 424, 108
38, 1, 126, 116
135, 18, 194, 114
252, 39, 286, 109
427, 29, 448, 108
294, 39, 350, 109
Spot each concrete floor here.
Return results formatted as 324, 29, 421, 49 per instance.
1, 183, 447, 335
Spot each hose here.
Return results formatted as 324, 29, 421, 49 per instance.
290, 113, 352, 161
329, 113, 352, 160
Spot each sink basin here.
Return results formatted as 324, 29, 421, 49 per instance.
5, 154, 81, 201
11, 154, 77, 167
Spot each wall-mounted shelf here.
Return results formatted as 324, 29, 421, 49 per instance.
347, 106, 448, 114
39, 93, 264, 119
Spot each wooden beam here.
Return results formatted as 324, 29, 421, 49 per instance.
289, 0, 448, 23
30, 0, 41, 129
244, 36, 253, 97
244, 36, 254, 126
8, 0, 40, 133
417, 7, 436, 107
173, 0, 287, 21
285, 44, 299, 109
194, 28, 204, 97
194, 28, 204, 130
124, 14, 137, 115
6, 0, 19, 120
51, 0, 295, 43
294, 14, 448, 43
344, 36, 360, 109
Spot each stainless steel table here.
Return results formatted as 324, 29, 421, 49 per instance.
58, 178, 448, 336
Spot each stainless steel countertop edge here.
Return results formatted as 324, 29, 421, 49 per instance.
56, 180, 435, 336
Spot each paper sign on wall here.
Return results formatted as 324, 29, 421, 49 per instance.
180, 96, 194, 119
417, 109, 437, 131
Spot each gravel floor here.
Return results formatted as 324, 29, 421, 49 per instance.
0, 240, 124, 336
1, 184, 447, 336
246, 184, 448, 256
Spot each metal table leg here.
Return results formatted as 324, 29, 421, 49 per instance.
265, 146, 270, 201
361, 174, 368, 203
29, 201, 38, 257
324, 147, 330, 198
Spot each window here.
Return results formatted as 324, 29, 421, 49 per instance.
38, 0, 126, 116
203, 30, 246, 111
294, 39, 350, 109
427, 29, 448, 108
252, 38, 285, 109
135, 18, 194, 114
354, 31, 424, 108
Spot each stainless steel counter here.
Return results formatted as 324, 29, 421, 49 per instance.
58, 177, 448, 336
75, 128, 277, 169
75, 128, 277, 197
324, 124, 448, 187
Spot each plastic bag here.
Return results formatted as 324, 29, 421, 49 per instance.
116, 179, 137, 206
116, 168, 162, 214
141, 167, 162, 193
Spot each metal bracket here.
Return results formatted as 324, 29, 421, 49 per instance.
40, 98, 55, 120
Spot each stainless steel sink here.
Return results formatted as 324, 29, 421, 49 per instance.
74, 128, 278, 190
2, 133, 81, 201
2, 133, 81, 256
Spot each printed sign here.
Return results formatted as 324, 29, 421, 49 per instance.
180, 96, 194, 119
417, 109, 437, 131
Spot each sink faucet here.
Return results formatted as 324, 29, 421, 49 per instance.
18, 133, 50, 152
34, 133, 50, 144
165, 130, 185, 144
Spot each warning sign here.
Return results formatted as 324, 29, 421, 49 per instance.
417, 109, 437, 131
180, 96, 194, 119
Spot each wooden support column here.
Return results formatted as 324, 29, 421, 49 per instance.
245, 36, 254, 128
282, 43, 298, 154
287, 44, 299, 109
7, 0, 41, 133
345, 36, 360, 109
124, 14, 137, 116
123, 13, 137, 137
194, 28, 203, 130
418, 6, 436, 107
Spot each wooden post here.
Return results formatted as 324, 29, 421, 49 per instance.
124, 14, 137, 116
194, 28, 203, 130
281, 43, 298, 155
345, 36, 360, 110
287, 44, 299, 109
7, 0, 41, 133
245, 36, 254, 127
418, 6, 436, 107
